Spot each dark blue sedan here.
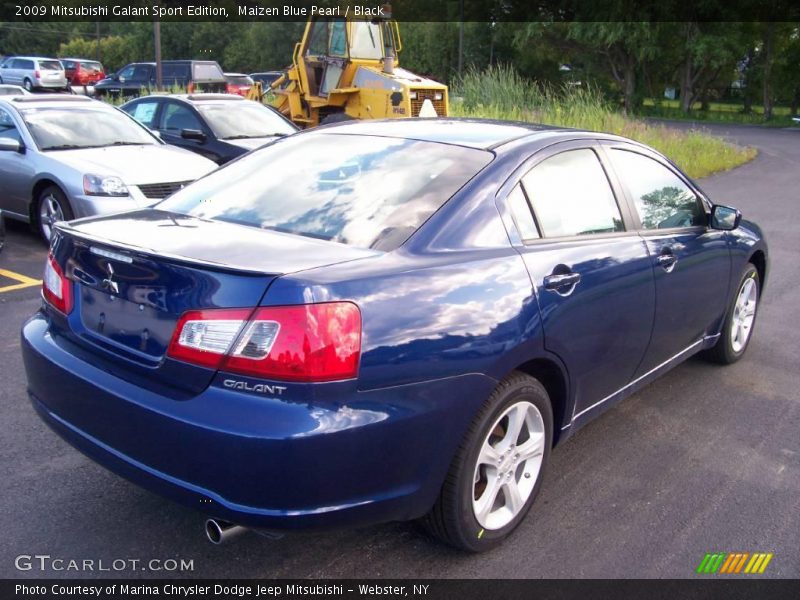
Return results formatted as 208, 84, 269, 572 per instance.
22, 120, 768, 551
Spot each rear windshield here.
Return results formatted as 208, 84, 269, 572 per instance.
39, 60, 62, 71
225, 75, 253, 85
193, 63, 224, 81
159, 133, 492, 250
80, 61, 103, 72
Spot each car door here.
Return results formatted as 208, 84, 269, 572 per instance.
8, 59, 26, 85
0, 59, 13, 84
503, 143, 656, 419
603, 144, 731, 376
0, 106, 35, 217
158, 101, 219, 162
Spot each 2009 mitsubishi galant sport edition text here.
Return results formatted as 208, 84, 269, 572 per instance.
22, 120, 768, 551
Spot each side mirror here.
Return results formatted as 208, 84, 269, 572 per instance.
180, 128, 206, 142
0, 137, 21, 153
710, 204, 742, 231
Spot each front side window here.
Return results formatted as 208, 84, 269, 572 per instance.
159, 103, 202, 132
522, 149, 624, 238
159, 133, 493, 251
610, 149, 705, 230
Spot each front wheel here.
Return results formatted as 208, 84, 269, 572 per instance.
703, 264, 760, 364
36, 186, 73, 244
422, 372, 552, 551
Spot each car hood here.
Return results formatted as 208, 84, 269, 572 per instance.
224, 136, 283, 150
49, 145, 217, 185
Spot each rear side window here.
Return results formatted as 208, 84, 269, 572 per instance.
162, 64, 190, 79
159, 133, 493, 250
506, 185, 539, 241
609, 149, 705, 229
522, 149, 624, 237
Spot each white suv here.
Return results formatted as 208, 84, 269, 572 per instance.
0, 57, 68, 92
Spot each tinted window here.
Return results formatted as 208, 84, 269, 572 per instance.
159, 134, 492, 250
62, 60, 75, 70
39, 60, 62, 71
225, 75, 253, 86
81, 61, 103, 73
14, 59, 34, 69
160, 103, 202, 131
506, 185, 539, 241
126, 100, 159, 128
118, 65, 135, 80
131, 65, 151, 81
162, 64, 190, 79
192, 63, 224, 81
522, 149, 624, 237
21, 107, 157, 150
610, 150, 705, 229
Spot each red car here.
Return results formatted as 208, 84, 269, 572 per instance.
61, 58, 105, 93
224, 72, 253, 97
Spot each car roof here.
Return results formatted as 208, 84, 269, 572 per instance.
132, 93, 246, 104
310, 118, 573, 150
1, 95, 108, 110
5, 56, 59, 61
61, 58, 103, 62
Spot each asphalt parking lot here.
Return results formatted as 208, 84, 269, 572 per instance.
1, 123, 798, 579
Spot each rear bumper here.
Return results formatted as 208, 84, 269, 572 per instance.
22, 312, 494, 530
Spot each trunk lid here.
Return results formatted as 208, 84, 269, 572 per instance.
52, 209, 378, 396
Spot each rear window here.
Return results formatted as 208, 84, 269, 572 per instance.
193, 63, 224, 81
159, 134, 492, 250
81, 61, 104, 73
39, 60, 62, 71
225, 75, 253, 85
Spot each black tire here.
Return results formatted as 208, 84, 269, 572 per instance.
35, 185, 74, 244
320, 112, 354, 126
23, 78, 33, 92
703, 263, 760, 365
422, 372, 553, 552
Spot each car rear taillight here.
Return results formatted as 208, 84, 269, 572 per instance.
167, 302, 361, 382
43, 252, 73, 314
34, 70, 41, 79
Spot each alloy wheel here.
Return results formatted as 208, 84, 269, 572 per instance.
472, 400, 545, 530
730, 276, 757, 353
39, 194, 64, 242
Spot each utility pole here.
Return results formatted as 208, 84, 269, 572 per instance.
154, 17, 162, 89
457, 0, 464, 79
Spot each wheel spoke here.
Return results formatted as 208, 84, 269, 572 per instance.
516, 432, 545, 462
474, 475, 501, 524
503, 479, 525, 514
503, 404, 527, 446
477, 440, 502, 466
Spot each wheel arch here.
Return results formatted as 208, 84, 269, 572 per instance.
30, 178, 70, 224
508, 357, 571, 446
748, 249, 767, 292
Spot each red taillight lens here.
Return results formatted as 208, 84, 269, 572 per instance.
42, 252, 73, 314
34, 70, 41, 79
167, 303, 362, 382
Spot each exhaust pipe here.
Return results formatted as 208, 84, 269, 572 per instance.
205, 519, 247, 545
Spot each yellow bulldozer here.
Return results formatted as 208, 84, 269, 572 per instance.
268, 12, 449, 127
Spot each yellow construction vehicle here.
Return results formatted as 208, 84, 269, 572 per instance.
270, 11, 448, 127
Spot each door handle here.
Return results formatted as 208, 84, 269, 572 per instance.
544, 272, 582, 292
656, 253, 678, 272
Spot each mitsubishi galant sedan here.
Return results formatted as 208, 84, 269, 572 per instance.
22, 120, 767, 551
0, 95, 216, 242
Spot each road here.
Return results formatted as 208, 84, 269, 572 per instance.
0, 123, 798, 579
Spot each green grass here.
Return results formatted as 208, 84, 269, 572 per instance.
640, 99, 796, 128
453, 66, 757, 179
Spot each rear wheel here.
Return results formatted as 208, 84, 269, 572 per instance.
703, 264, 760, 364
23, 78, 33, 92
422, 372, 552, 551
36, 186, 73, 244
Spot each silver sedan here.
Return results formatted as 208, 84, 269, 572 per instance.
0, 95, 217, 241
